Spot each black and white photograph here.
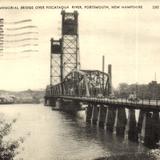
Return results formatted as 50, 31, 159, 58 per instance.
0, 0, 160, 160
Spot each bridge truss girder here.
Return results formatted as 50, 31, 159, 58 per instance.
47, 69, 110, 97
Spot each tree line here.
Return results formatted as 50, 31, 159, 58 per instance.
114, 81, 160, 99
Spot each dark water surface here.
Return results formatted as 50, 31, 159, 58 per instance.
0, 104, 150, 160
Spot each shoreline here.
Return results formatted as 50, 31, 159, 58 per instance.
93, 150, 160, 160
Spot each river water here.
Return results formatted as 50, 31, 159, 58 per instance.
0, 104, 150, 160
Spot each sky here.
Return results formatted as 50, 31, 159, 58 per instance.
0, 0, 160, 91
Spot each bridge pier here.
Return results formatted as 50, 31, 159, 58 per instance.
46, 98, 82, 112
44, 98, 49, 106
60, 99, 81, 113
106, 107, 116, 132
113, 107, 127, 136
140, 112, 152, 147
92, 104, 99, 125
125, 109, 138, 141
137, 110, 145, 135
86, 104, 93, 123
55, 98, 62, 109
98, 105, 107, 128
139, 111, 160, 148
152, 111, 160, 147
44, 97, 56, 106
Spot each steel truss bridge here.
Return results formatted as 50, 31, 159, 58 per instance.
45, 10, 112, 104
45, 10, 160, 149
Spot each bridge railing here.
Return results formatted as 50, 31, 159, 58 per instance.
45, 84, 160, 107
46, 93, 160, 108
46, 88, 160, 106
98, 97, 160, 106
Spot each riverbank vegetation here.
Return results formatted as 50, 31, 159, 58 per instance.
0, 89, 44, 104
114, 81, 160, 99
94, 151, 160, 160
0, 117, 22, 160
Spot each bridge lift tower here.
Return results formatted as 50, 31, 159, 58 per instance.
50, 10, 80, 86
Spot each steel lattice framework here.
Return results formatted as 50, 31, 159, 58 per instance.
50, 10, 80, 86
61, 10, 80, 78
50, 39, 62, 85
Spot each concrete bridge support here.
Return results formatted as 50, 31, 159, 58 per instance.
140, 112, 152, 147
113, 107, 127, 136
92, 105, 99, 125
60, 99, 81, 113
55, 98, 62, 109
44, 98, 49, 106
137, 110, 145, 135
139, 111, 160, 148
44, 97, 56, 106
86, 104, 93, 123
98, 105, 107, 128
106, 107, 116, 132
152, 111, 160, 147
125, 109, 138, 141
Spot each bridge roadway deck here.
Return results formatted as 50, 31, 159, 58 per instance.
47, 95, 160, 111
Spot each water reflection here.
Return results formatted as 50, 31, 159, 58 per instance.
0, 104, 150, 160
59, 111, 148, 156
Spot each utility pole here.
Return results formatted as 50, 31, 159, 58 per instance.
102, 55, 105, 96
108, 64, 112, 96
155, 72, 157, 81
